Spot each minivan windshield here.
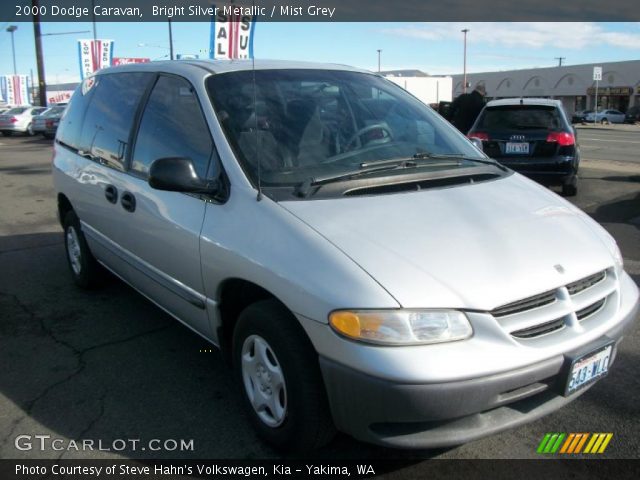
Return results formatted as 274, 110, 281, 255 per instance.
207, 69, 490, 187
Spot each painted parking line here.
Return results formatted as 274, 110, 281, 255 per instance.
581, 137, 640, 144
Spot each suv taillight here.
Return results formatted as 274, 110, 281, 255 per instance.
467, 131, 489, 141
546, 131, 575, 146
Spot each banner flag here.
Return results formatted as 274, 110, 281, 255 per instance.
209, 10, 255, 59
78, 39, 114, 79
1, 75, 31, 105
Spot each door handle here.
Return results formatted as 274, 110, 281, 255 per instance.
121, 191, 136, 213
104, 185, 118, 204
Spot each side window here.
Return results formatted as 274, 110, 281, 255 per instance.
78, 73, 153, 171
131, 75, 213, 178
56, 82, 94, 150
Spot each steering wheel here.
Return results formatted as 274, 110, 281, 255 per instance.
343, 124, 394, 152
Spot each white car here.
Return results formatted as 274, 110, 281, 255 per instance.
0, 106, 47, 136
584, 109, 625, 124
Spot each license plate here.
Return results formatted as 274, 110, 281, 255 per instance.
505, 142, 529, 154
565, 344, 613, 396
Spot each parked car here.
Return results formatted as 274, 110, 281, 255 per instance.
41, 105, 67, 139
0, 106, 47, 136
31, 107, 53, 135
571, 109, 592, 123
624, 105, 640, 124
584, 109, 625, 124
53, 61, 638, 452
468, 98, 580, 196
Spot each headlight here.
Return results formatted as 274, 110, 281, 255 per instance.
612, 242, 624, 275
329, 309, 473, 345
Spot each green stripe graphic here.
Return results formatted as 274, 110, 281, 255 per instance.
544, 434, 559, 453
551, 433, 566, 453
537, 433, 552, 453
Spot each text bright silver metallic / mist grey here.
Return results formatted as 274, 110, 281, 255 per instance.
52, 60, 639, 450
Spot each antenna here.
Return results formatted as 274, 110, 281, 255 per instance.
251, 0, 262, 201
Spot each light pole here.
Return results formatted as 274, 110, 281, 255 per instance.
168, 19, 174, 60
377, 49, 382, 73
6, 25, 18, 75
461, 29, 469, 93
555, 56, 565, 67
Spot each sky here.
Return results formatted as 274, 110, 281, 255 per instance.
0, 21, 639, 85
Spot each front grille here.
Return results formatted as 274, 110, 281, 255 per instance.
567, 270, 606, 295
492, 269, 615, 340
576, 298, 606, 321
492, 290, 557, 318
511, 318, 566, 339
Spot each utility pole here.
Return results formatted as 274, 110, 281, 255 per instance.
168, 19, 174, 60
6, 25, 17, 75
32, 0, 47, 107
555, 57, 565, 67
461, 29, 469, 93
377, 49, 382, 73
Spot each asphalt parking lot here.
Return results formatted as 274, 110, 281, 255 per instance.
0, 127, 638, 466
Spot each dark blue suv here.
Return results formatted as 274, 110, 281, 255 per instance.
468, 98, 579, 196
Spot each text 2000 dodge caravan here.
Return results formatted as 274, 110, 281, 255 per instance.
53, 60, 638, 451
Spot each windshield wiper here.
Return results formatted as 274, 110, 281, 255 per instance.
293, 163, 408, 198
293, 153, 505, 198
411, 152, 507, 171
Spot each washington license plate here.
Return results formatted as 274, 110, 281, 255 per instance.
565, 344, 613, 396
506, 142, 529, 154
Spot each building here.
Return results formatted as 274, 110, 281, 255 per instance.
382, 69, 453, 105
450, 60, 640, 115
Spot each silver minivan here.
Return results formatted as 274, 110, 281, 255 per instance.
53, 60, 639, 451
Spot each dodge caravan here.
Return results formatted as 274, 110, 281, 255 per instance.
52, 60, 639, 451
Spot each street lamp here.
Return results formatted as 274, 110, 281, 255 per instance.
461, 29, 469, 94
6, 25, 18, 75
377, 49, 382, 73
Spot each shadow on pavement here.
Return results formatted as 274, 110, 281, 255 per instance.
0, 232, 443, 467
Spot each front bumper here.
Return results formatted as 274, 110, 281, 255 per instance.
318, 279, 638, 449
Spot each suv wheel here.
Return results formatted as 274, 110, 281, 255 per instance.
562, 177, 578, 197
233, 299, 335, 451
63, 211, 103, 289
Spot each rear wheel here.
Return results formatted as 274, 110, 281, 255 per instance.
63, 211, 104, 289
43, 133, 54, 140
1, 131, 13, 136
233, 299, 335, 451
562, 177, 578, 197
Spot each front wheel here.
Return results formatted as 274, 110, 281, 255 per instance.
233, 300, 335, 451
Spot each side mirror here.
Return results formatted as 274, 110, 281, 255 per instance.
468, 137, 484, 152
149, 157, 218, 194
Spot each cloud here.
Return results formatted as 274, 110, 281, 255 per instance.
380, 22, 640, 50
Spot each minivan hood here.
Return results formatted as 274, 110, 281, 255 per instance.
280, 174, 614, 310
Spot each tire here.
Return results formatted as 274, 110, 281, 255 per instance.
26, 123, 34, 136
63, 211, 103, 289
562, 178, 578, 197
233, 299, 335, 451
43, 133, 54, 140
1, 131, 13, 136
601, 118, 609, 125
